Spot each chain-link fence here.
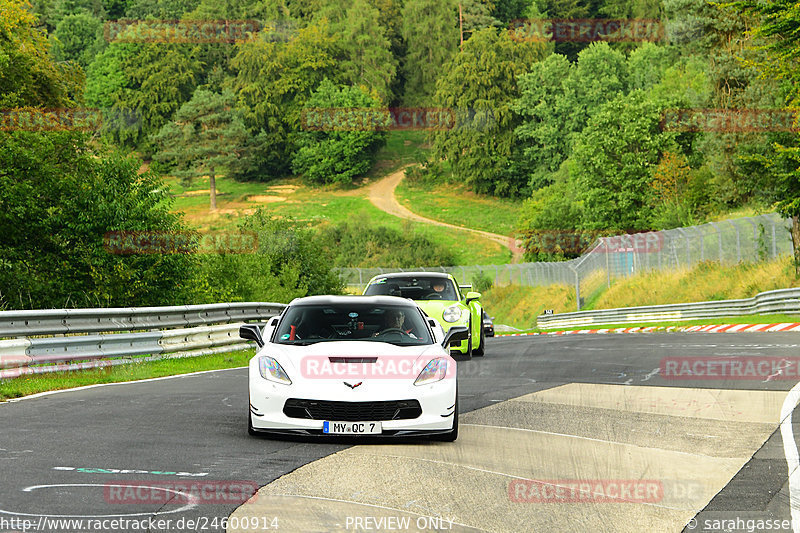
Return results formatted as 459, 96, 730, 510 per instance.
337, 213, 795, 310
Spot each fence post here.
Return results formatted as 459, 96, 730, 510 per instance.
570, 264, 581, 311
772, 221, 778, 258
676, 228, 690, 267
709, 222, 722, 263
604, 237, 611, 287
729, 220, 741, 262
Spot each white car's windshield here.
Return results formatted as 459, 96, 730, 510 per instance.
274, 303, 433, 346
364, 277, 459, 301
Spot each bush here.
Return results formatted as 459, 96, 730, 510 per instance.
314, 215, 456, 268
292, 79, 386, 184
0, 131, 195, 309
472, 271, 494, 293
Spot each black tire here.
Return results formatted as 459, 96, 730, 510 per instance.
433, 388, 458, 442
473, 326, 485, 356
466, 319, 473, 357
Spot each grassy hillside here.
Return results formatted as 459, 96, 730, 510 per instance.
395, 178, 524, 236
483, 256, 800, 330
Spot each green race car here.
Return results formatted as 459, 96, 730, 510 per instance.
363, 272, 485, 358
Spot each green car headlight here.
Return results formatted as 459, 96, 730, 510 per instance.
259, 356, 292, 385
442, 305, 463, 323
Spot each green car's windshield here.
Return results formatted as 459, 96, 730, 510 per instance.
364, 276, 460, 301
273, 303, 433, 346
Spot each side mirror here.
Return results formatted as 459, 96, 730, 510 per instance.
441, 326, 469, 347
239, 324, 264, 348
465, 291, 481, 305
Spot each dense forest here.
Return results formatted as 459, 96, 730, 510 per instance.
1, 0, 798, 308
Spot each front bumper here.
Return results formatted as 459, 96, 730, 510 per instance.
249, 376, 456, 435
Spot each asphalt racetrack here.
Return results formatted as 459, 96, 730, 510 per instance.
3, 332, 800, 532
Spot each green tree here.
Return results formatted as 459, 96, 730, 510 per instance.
513, 43, 629, 192
493, 0, 531, 24
337, 0, 397, 103
123, 0, 200, 18
230, 21, 339, 178
571, 90, 677, 231
566, 42, 629, 137
311, 0, 397, 102
726, 0, 800, 273
114, 41, 203, 150
430, 27, 550, 197
51, 12, 105, 69
153, 88, 248, 211
401, 0, 459, 105
292, 79, 386, 184
459, 0, 501, 40
0, 0, 83, 108
513, 53, 574, 190
0, 131, 195, 309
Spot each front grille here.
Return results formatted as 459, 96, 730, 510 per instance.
283, 399, 422, 421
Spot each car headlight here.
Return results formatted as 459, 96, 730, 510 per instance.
414, 358, 449, 386
258, 356, 292, 385
442, 305, 463, 323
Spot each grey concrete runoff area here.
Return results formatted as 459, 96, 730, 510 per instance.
2, 332, 800, 532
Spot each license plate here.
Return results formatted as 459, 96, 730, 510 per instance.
323, 421, 382, 434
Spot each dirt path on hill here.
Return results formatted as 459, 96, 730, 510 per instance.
367, 167, 523, 262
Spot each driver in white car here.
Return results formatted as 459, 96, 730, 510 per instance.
374, 308, 418, 338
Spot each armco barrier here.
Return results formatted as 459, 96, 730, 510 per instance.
0, 302, 284, 337
536, 288, 800, 329
0, 303, 286, 380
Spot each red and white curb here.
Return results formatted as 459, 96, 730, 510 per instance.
682, 323, 800, 333
499, 323, 800, 336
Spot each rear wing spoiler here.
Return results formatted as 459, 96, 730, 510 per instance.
459, 284, 472, 291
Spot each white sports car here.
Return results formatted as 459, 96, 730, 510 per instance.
240, 295, 469, 441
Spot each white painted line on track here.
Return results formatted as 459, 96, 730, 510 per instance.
0, 483, 196, 518
460, 423, 724, 460
350, 452, 691, 512
780, 380, 800, 533
1, 366, 246, 404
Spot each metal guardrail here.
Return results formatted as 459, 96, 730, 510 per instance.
0, 303, 286, 380
0, 303, 284, 337
535, 288, 800, 329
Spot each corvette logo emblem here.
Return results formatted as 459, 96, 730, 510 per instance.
344, 381, 363, 389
